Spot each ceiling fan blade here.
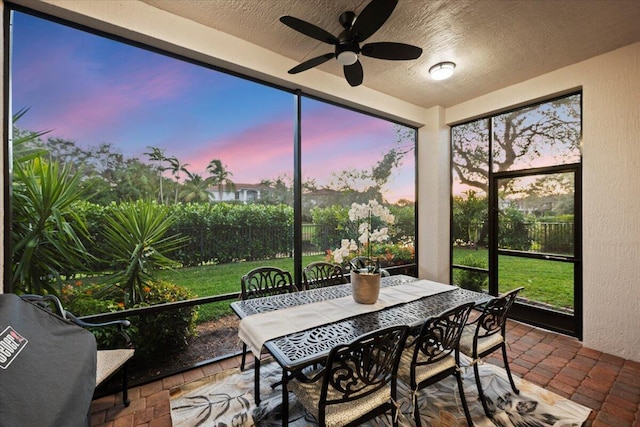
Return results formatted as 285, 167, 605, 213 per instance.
351, 0, 398, 42
344, 60, 364, 87
288, 53, 335, 74
361, 42, 423, 60
279, 16, 339, 45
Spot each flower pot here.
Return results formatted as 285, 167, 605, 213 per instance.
350, 271, 381, 304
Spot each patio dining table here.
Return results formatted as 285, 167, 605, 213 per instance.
230, 274, 491, 426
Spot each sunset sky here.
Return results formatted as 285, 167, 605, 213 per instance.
11, 11, 414, 202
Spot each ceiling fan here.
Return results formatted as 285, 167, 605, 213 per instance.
280, 0, 422, 87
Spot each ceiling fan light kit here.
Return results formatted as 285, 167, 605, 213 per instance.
429, 61, 456, 80
280, 0, 423, 87
337, 51, 358, 66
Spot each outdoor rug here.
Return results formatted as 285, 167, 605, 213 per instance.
170, 356, 591, 426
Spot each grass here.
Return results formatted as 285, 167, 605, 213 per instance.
155, 254, 326, 322
453, 248, 574, 310
71, 249, 573, 323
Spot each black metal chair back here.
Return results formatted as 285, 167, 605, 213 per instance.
401, 302, 474, 426
240, 266, 296, 300
473, 286, 523, 346
302, 261, 347, 290
239, 266, 296, 403
460, 286, 524, 417
318, 325, 409, 426
410, 301, 474, 368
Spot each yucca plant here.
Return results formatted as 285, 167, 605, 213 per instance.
100, 200, 188, 306
12, 157, 91, 295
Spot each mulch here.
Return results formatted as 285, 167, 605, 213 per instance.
117, 315, 242, 386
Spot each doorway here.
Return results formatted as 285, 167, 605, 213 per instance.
491, 165, 582, 337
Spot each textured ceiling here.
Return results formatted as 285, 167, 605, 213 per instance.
140, 0, 640, 109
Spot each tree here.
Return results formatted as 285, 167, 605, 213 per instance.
258, 175, 293, 206
179, 173, 212, 203
520, 174, 575, 217
326, 124, 416, 205
452, 191, 487, 247
206, 159, 235, 201
167, 156, 190, 204
452, 95, 581, 193
144, 146, 170, 204
106, 158, 159, 204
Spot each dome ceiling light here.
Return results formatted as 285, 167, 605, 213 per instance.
429, 61, 456, 80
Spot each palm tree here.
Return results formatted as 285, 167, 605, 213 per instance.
167, 156, 190, 204
179, 172, 212, 203
144, 146, 170, 204
206, 159, 235, 201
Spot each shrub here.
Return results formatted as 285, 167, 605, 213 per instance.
129, 279, 198, 360
60, 281, 128, 348
100, 200, 189, 306
499, 206, 531, 251
454, 255, 488, 292
372, 243, 415, 266
309, 205, 350, 251
60, 279, 197, 359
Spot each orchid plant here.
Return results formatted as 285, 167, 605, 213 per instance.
332, 200, 395, 274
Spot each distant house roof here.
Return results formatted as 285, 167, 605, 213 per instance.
209, 183, 271, 192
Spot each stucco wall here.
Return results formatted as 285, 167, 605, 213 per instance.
417, 106, 450, 282
446, 42, 640, 362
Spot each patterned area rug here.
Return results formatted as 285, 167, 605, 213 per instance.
170, 356, 591, 426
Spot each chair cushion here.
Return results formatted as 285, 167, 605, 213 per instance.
398, 348, 456, 386
459, 325, 503, 357
289, 375, 391, 427
96, 349, 135, 385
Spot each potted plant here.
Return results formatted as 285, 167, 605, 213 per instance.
331, 200, 395, 304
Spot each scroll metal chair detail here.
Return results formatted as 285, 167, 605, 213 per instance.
398, 302, 475, 427
302, 261, 347, 290
239, 266, 297, 405
288, 325, 409, 427
458, 286, 524, 417
21, 294, 135, 406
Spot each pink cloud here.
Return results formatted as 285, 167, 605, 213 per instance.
182, 118, 294, 182
15, 46, 193, 145
179, 107, 402, 189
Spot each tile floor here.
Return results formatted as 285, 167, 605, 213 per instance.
89, 320, 640, 427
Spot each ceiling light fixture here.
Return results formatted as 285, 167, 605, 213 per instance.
429, 61, 456, 80
337, 50, 358, 66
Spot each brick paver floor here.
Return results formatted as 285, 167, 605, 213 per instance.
90, 320, 640, 427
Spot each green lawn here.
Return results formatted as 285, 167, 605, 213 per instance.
77, 249, 573, 323
155, 254, 326, 321
453, 248, 574, 311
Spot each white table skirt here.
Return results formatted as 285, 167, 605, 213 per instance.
238, 279, 456, 357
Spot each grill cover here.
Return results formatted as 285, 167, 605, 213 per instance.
0, 293, 97, 427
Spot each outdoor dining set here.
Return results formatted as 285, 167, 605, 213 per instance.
231, 262, 523, 427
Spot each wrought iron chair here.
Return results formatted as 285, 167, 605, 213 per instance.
289, 325, 409, 427
239, 266, 297, 404
398, 302, 475, 427
458, 286, 524, 417
20, 294, 135, 406
302, 261, 347, 290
